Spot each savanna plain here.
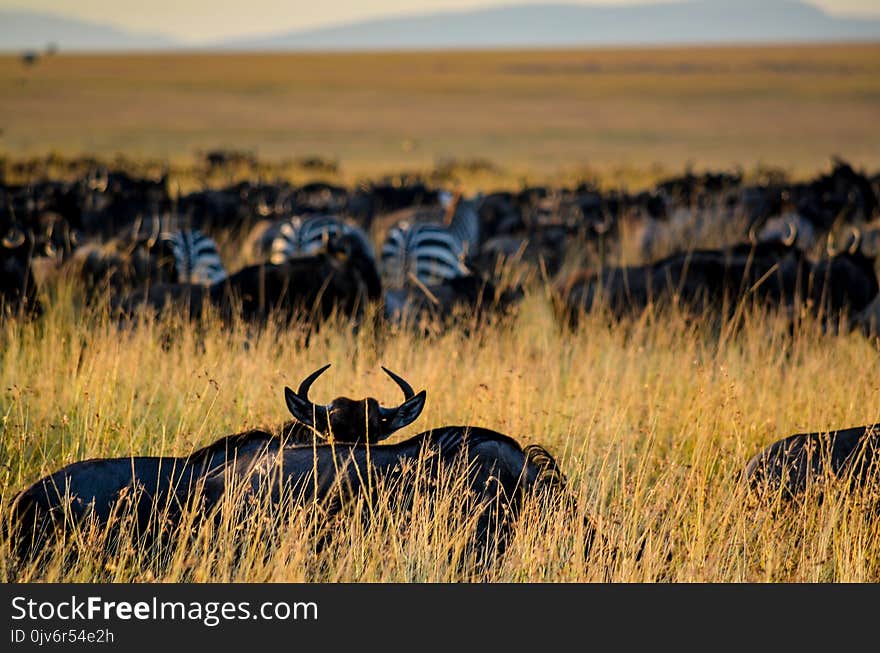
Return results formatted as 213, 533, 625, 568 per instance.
1, 44, 880, 582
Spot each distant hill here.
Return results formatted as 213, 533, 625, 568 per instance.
221, 0, 880, 50
2, 1, 879, 53
0, 9, 177, 52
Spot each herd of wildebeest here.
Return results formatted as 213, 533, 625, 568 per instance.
3, 155, 880, 571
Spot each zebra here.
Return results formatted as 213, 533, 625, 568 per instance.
267, 214, 374, 264
164, 229, 227, 285
380, 195, 481, 288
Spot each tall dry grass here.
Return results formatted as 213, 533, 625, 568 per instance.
2, 278, 880, 582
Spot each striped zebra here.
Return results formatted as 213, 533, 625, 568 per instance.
163, 229, 227, 285
380, 197, 480, 288
267, 214, 374, 264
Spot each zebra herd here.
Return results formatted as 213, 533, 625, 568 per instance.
108, 197, 498, 331
1, 186, 509, 331
3, 157, 880, 337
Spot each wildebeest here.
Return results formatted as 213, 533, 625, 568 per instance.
744, 423, 880, 498
383, 274, 523, 333
70, 168, 171, 238
7, 425, 296, 561
473, 223, 574, 280
69, 226, 226, 303
114, 232, 382, 326
367, 177, 444, 216
808, 229, 880, 326
477, 191, 524, 240
554, 240, 806, 326
7, 364, 425, 561
196, 424, 591, 567
283, 364, 426, 444
1, 222, 46, 317
754, 213, 818, 251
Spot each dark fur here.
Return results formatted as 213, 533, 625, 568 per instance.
7, 422, 313, 561
115, 233, 381, 326
197, 426, 590, 566
744, 423, 880, 497
383, 275, 523, 332
1, 229, 44, 317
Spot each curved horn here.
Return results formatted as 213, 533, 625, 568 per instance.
131, 214, 143, 242
285, 363, 332, 431
42, 238, 56, 258
826, 231, 837, 257
146, 213, 160, 249
381, 366, 415, 400
2, 227, 26, 249
298, 363, 331, 399
781, 219, 797, 247
848, 225, 861, 255
748, 223, 758, 245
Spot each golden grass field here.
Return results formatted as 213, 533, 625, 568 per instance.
2, 282, 880, 582
1, 44, 879, 187
2, 44, 880, 582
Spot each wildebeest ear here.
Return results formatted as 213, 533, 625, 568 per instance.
384, 390, 427, 434
284, 386, 318, 427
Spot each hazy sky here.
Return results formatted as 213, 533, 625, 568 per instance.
4, 0, 880, 43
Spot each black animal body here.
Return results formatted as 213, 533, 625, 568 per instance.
8, 364, 424, 559
1, 222, 49, 316
196, 425, 585, 566
744, 423, 880, 497
808, 246, 879, 323
474, 224, 573, 279
383, 274, 523, 333
73, 227, 226, 303
115, 233, 382, 326
555, 241, 806, 325
1, 230, 41, 316
7, 423, 310, 560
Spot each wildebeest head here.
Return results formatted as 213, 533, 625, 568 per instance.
284, 364, 426, 443
326, 232, 383, 302
1, 220, 47, 316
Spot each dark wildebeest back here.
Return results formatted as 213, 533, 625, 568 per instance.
7, 423, 314, 561
808, 250, 879, 323
744, 423, 880, 497
383, 275, 523, 333
198, 426, 591, 566
555, 241, 806, 325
